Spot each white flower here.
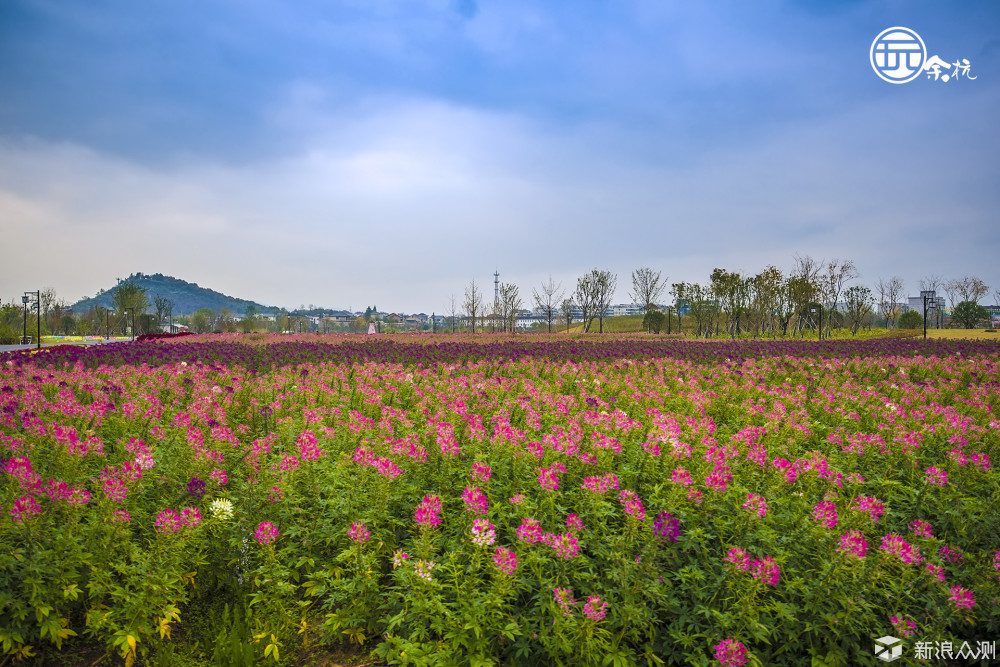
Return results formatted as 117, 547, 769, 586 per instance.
209, 498, 234, 521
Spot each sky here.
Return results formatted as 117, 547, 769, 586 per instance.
1, 0, 998, 313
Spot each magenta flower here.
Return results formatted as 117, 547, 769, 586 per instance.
653, 511, 681, 542
725, 547, 750, 572
704, 465, 732, 492
925, 563, 946, 582
415, 494, 443, 528
742, 493, 767, 518
908, 520, 933, 539
836, 530, 868, 559
209, 468, 229, 486
670, 467, 693, 487
471, 462, 492, 483
516, 517, 545, 544
462, 486, 489, 515
392, 550, 410, 568
582, 594, 608, 621
537, 463, 565, 492
493, 546, 518, 575
890, 615, 917, 638
471, 519, 497, 547
10, 496, 41, 523
714, 638, 748, 667
349, 521, 370, 543
548, 531, 581, 560
949, 585, 976, 610
553, 588, 576, 617
751, 556, 780, 586
619, 490, 646, 520
582, 472, 620, 493
254, 521, 278, 545
812, 502, 838, 528
509, 493, 526, 505
565, 514, 585, 532
181, 506, 202, 528
924, 466, 948, 486
155, 509, 184, 534
879, 533, 923, 565
853, 495, 885, 522
112, 509, 132, 524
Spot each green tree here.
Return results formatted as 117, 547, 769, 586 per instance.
844, 285, 875, 335
190, 308, 215, 333
898, 309, 923, 329
643, 310, 666, 334
951, 301, 989, 329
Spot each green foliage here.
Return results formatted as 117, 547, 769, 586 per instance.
898, 310, 923, 329
642, 310, 667, 334
952, 301, 990, 329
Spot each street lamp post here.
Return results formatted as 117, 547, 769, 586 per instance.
937, 297, 945, 329
21, 295, 29, 344
920, 290, 936, 341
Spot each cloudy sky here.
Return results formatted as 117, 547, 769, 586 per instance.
1, 0, 998, 313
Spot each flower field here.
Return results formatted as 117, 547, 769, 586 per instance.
1, 335, 999, 666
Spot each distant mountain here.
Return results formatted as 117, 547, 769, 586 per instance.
71, 273, 278, 316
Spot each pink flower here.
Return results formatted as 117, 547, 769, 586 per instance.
566, 514, 585, 532
516, 517, 545, 544
836, 530, 868, 559
415, 494, 443, 528
296, 430, 324, 461
462, 486, 489, 515
582, 595, 608, 621
471, 462, 492, 483
392, 550, 410, 568
925, 563, 946, 582
553, 588, 576, 617
939, 545, 964, 564
537, 463, 565, 492
181, 506, 202, 528
509, 493, 526, 505
619, 490, 646, 520
670, 467, 693, 487
349, 521, 370, 543
853, 495, 885, 522
704, 465, 732, 492
924, 466, 948, 486
582, 472, 620, 493
10, 496, 41, 522
742, 493, 767, 518
879, 533, 923, 565
890, 615, 917, 638
725, 548, 750, 572
209, 468, 228, 486
751, 556, 780, 586
155, 509, 184, 534
471, 519, 497, 547
812, 502, 838, 529
112, 509, 131, 524
493, 546, 518, 575
908, 520, 933, 539
548, 531, 581, 560
413, 559, 435, 582
714, 638, 748, 667
949, 585, 976, 610
254, 521, 278, 545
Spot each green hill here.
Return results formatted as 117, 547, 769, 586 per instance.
71, 273, 277, 316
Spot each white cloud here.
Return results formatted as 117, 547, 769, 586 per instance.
1, 85, 997, 311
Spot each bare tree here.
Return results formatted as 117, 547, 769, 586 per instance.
154, 296, 174, 330
463, 280, 484, 334
446, 293, 459, 333
845, 285, 875, 335
875, 276, 904, 327
942, 279, 961, 311
560, 299, 575, 333
955, 276, 989, 304
629, 267, 667, 314
499, 283, 523, 333
919, 275, 943, 293
532, 275, 565, 334
576, 268, 617, 333
821, 258, 858, 327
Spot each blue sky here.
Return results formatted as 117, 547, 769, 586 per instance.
1, 0, 998, 312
